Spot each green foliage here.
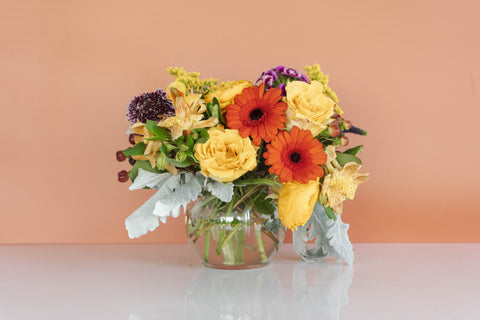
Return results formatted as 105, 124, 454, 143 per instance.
123, 142, 146, 156
263, 218, 281, 237
324, 206, 337, 221
254, 197, 275, 216
166, 157, 194, 168
144, 120, 170, 141
343, 145, 363, 156
336, 152, 362, 166
128, 160, 160, 182
196, 128, 210, 144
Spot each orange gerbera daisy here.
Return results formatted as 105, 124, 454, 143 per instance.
263, 126, 327, 183
225, 83, 287, 146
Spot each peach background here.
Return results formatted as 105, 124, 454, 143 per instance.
1, 0, 479, 244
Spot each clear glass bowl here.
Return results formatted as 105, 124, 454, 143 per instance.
186, 196, 286, 269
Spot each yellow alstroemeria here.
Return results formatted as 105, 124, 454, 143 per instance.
158, 87, 218, 140
166, 81, 203, 106
320, 162, 369, 215
129, 121, 177, 175
278, 178, 320, 230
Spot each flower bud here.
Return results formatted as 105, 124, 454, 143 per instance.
341, 120, 352, 131
339, 136, 349, 146
175, 151, 187, 162
165, 143, 176, 151
328, 125, 341, 137
156, 153, 168, 170
318, 193, 328, 205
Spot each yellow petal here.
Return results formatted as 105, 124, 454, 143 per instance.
278, 179, 320, 230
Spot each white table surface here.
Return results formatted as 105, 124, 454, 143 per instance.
1, 243, 479, 320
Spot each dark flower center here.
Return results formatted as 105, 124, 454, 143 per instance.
249, 108, 264, 121
290, 152, 301, 163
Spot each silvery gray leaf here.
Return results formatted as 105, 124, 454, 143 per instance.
293, 203, 354, 264
128, 169, 172, 190
206, 180, 234, 202
125, 190, 164, 239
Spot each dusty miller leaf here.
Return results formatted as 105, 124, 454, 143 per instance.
129, 169, 172, 190
125, 171, 202, 238
293, 203, 354, 264
152, 172, 203, 222
206, 179, 234, 202
325, 214, 354, 264
125, 191, 163, 239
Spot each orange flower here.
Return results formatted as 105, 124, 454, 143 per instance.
225, 83, 287, 146
263, 126, 327, 183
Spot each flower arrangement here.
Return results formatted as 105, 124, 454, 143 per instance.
117, 65, 369, 266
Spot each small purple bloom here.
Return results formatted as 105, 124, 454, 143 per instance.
278, 83, 286, 96
275, 66, 286, 74
264, 76, 274, 88
300, 74, 310, 83
285, 68, 301, 78
265, 70, 278, 81
126, 89, 175, 124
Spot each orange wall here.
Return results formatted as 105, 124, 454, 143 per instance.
1, 0, 479, 244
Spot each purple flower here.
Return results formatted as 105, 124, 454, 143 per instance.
256, 65, 309, 96
265, 70, 279, 81
275, 66, 286, 74
284, 68, 301, 78
127, 89, 175, 124
264, 76, 275, 88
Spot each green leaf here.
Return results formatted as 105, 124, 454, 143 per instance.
166, 157, 194, 168
186, 135, 194, 149
343, 145, 363, 156
212, 97, 220, 108
336, 152, 362, 166
254, 197, 275, 216
159, 142, 168, 155
263, 218, 281, 236
324, 206, 337, 221
174, 135, 185, 144
123, 143, 146, 156
197, 129, 210, 144
145, 120, 169, 140
206, 102, 214, 117
128, 160, 160, 182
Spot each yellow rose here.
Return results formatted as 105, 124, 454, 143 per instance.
204, 80, 252, 112
278, 179, 319, 230
285, 81, 335, 136
194, 126, 257, 182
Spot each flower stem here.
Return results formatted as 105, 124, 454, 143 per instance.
234, 178, 281, 187
256, 225, 268, 263
204, 228, 210, 263
216, 228, 225, 255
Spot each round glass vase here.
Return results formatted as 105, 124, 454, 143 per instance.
186, 196, 286, 270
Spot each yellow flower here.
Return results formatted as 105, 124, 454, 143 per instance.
204, 80, 253, 112
194, 126, 257, 182
166, 81, 202, 105
278, 179, 320, 230
320, 162, 369, 215
285, 80, 336, 136
129, 122, 177, 174
158, 88, 218, 140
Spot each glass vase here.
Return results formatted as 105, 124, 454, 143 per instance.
185, 195, 286, 270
